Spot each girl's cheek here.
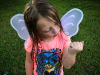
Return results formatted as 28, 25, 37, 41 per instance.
45, 32, 53, 37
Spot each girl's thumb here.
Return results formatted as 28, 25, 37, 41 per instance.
81, 41, 84, 45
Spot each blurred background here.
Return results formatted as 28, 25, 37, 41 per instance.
0, 0, 100, 75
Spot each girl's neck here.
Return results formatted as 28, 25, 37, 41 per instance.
40, 36, 55, 42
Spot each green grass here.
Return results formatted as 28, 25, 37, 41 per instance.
0, 0, 100, 75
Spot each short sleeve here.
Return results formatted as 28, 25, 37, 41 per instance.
25, 37, 33, 53
61, 32, 71, 48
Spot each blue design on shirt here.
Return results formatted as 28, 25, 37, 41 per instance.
36, 48, 62, 75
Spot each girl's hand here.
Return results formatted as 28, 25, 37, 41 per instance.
68, 41, 84, 54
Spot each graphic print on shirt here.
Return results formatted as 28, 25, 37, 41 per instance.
35, 48, 63, 75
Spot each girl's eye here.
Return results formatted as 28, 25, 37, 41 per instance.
44, 28, 51, 33
44, 30, 50, 33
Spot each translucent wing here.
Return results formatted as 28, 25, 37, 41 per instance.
10, 8, 83, 46
61, 8, 83, 38
10, 14, 29, 40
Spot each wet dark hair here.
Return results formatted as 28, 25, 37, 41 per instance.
24, 0, 64, 62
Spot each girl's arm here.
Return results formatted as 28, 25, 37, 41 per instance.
62, 41, 84, 69
62, 47, 76, 69
25, 51, 33, 75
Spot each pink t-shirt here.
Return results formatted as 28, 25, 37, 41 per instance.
25, 32, 71, 75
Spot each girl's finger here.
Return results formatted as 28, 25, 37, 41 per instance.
77, 42, 79, 46
79, 42, 82, 47
73, 42, 76, 46
81, 41, 84, 45
80, 42, 83, 50
80, 42, 82, 48
70, 42, 73, 48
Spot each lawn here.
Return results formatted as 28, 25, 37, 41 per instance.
0, 0, 100, 75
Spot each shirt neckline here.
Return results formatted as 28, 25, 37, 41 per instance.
40, 33, 59, 44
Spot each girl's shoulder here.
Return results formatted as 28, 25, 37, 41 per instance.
60, 31, 71, 47
25, 37, 33, 53
60, 31, 70, 39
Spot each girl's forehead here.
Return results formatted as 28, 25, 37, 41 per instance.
37, 17, 55, 30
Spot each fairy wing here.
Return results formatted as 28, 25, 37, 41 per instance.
61, 8, 83, 38
10, 8, 83, 46
10, 14, 29, 41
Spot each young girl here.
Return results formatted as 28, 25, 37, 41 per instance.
24, 0, 84, 75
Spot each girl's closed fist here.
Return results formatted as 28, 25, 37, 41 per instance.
68, 41, 84, 54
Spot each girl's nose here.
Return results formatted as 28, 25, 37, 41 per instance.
52, 26, 58, 34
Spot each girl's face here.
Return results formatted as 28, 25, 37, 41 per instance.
37, 17, 60, 40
